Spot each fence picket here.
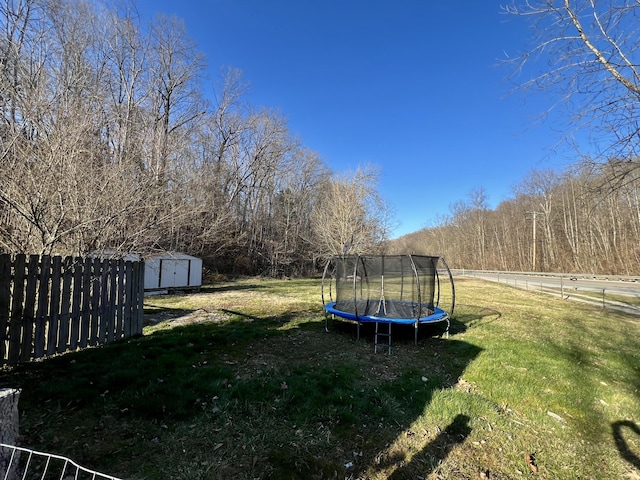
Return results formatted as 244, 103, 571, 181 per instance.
58, 257, 73, 354
132, 262, 142, 335
99, 259, 109, 344
20, 256, 39, 362
0, 255, 10, 361
1, 254, 144, 365
34, 255, 51, 359
8, 255, 26, 363
124, 261, 133, 338
47, 256, 62, 355
90, 258, 101, 347
70, 257, 83, 350
115, 259, 125, 339
80, 258, 92, 348
107, 259, 117, 343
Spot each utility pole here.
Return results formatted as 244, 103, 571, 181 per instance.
527, 211, 538, 272
532, 211, 537, 272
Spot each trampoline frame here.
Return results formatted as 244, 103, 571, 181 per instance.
321, 254, 455, 349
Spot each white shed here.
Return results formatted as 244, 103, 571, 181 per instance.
144, 252, 202, 291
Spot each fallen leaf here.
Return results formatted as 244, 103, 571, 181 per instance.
547, 410, 565, 423
526, 453, 538, 473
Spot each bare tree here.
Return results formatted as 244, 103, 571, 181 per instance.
0, 0, 168, 255
100, 3, 148, 167
506, 1, 640, 166
311, 166, 393, 259
391, 157, 640, 274
146, 13, 205, 185
0, 0, 399, 277
514, 169, 562, 270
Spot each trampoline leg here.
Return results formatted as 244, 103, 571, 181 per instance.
324, 313, 333, 333
414, 322, 418, 346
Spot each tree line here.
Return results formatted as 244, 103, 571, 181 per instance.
390, 159, 640, 275
4, 0, 640, 277
0, 0, 393, 276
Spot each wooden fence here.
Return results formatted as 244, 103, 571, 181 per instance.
0, 254, 144, 365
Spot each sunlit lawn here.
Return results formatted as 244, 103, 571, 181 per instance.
1, 276, 639, 479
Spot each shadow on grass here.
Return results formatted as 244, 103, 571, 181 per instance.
323, 302, 500, 345
388, 414, 472, 479
142, 307, 195, 324
201, 283, 264, 294
325, 307, 491, 344
1, 300, 483, 479
220, 308, 264, 322
612, 420, 640, 470
318, 313, 483, 478
454, 304, 502, 329
0, 309, 293, 422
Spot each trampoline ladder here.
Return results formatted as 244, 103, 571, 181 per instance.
374, 322, 392, 354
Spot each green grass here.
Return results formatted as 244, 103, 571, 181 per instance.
561, 287, 640, 309
1, 277, 639, 479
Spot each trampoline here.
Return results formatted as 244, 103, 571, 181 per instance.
321, 254, 455, 352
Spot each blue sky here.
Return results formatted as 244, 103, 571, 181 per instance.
136, 0, 576, 238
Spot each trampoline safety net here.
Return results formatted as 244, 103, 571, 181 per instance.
323, 254, 454, 321
321, 254, 455, 352
339, 255, 433, 319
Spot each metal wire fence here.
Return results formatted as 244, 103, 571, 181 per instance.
1, 443, 122, 480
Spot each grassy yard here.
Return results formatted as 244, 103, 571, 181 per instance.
1, 276, 639, 479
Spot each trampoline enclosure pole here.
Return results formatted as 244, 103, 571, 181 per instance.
440, 256, 456, 317
408, 255, 420, 345
321, 258, 333, 332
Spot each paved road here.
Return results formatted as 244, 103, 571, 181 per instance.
456, 270, 640, 315
464, 271, 640, 297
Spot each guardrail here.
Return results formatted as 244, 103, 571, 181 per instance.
451, 269, 640, 283
454, 269, 640, 316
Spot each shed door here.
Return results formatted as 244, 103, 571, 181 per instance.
160, 259, 190, 288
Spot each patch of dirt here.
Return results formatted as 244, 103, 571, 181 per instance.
145, 308, 232, 326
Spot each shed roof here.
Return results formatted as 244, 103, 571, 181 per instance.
144, 252, 201, 261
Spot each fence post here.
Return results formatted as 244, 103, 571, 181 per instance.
0, 388, 20, 480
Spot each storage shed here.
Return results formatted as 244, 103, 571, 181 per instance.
144, 252, 202, 292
